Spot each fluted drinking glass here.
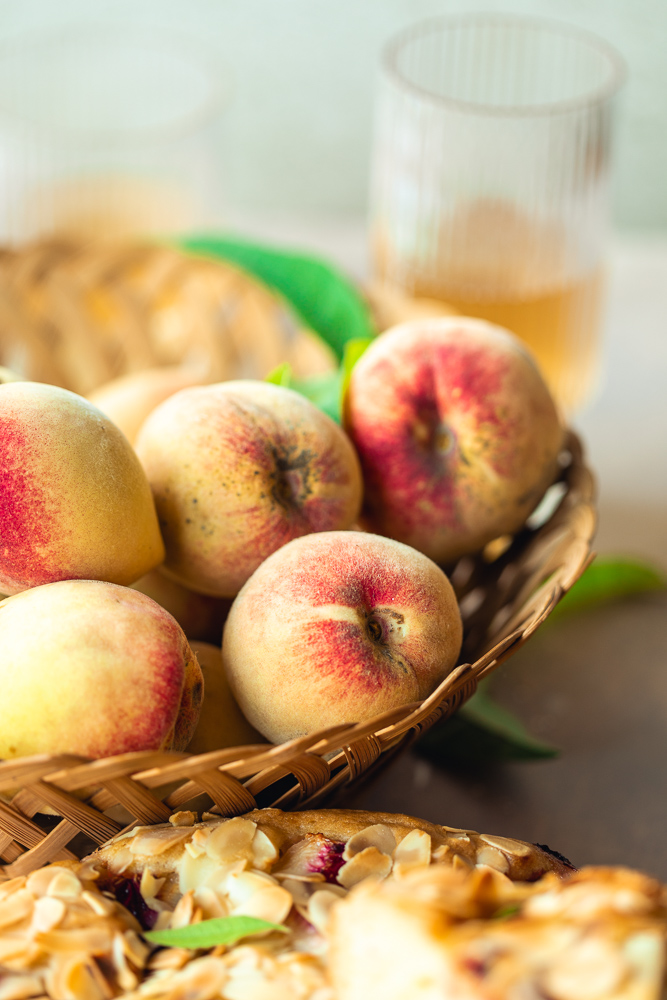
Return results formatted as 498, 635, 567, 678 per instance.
370, 15, 625, 413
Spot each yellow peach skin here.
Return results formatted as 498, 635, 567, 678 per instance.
223, 531, 463, 744
135, 380, 363, 597
0, 381, 165, 594
87, 364, 207, 445
345, 318, 564, 564
0, 580, 203, 759
187, 641, 265, 754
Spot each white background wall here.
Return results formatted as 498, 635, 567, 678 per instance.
1, 0, 665, 230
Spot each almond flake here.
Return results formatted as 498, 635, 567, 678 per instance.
226, 871, 279, 908
147, 946, 192, 971
170, 891, 196, 930
233, 884, 293, 925
36, 926, 114, 954
337, 848, 392, 889
81, 891, 116, 918
452, 853, 474, 871
306, 889, 345, 934
343, 825, 396, 861
479, 834, 532, 858
0, 972, 45, 1000
46, 869, 83, 900
476, 846, 510, 874
129, 827, 191, 857
30, 896, 66, 933
540, 937, 628, 1000
252, 829, 279, 871
193, 886, 230, 920
169, 811, 197, 827
0, 877, 27, 901
0, 890, 34, 929
392, 830, 431, 875
205, 818, 257, 865
140, 870, 166, 902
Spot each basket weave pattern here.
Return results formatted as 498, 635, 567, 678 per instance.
0, 240, 596, 877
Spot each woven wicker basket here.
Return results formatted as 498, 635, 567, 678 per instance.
0, 239, 596, 877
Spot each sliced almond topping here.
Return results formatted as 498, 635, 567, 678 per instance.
343, 824, 396, 861
112, 932, 140, 992
26, 866, 73, 897
47, 953, 110, 1000
233, 884, 293, 925
0, 889, 34, 929
306, 889, 345, 934
170, 891, 196, 930
75, 860, 101, 883
0, 876, 27, 900
46, 869, 83, 899
273, 872, 325, 883
431, 844, 452, 863
36, 926, 114, 954
452, 853, 474, 871
108, 848, 134, 874
30, 896, 66, 933
147, 946, 193, 971
479, 834, 532, 858
140, 870, 166, 903
0, 972, 46, 1000
251, 828, 279, 871
82, 891, 116, 918
392, 830, 432, 875
129, 827, 191, 857
121, 928, 150, 969
540, 937, 628, 1000
476, 846, 510, 874
194, 886, 230, 920
337, 848, 392, 889
205, 818, 257, 865
280, 878, 312, 908
169, 811, 197, 827
184, 839, 207, 861
225, 871, 278, 908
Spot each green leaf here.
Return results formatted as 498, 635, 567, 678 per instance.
460, 686, 558, 758
549, 557, 666, 622
265, 362, 293, 387
144, 916, 288, 950
178, 235, 376, 360
292, 371, 343, 423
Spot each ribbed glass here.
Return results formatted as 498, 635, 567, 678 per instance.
370, 15, 625, 413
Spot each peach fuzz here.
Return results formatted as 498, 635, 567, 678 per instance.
0, 381, 165, 595
87, 364, 206, 445
345, 318, 564, 564
222, 531, 462, 744
135, 380, 363, 597
0, 580, 203, 759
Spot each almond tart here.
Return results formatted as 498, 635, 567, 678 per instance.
0, 807, 574, 999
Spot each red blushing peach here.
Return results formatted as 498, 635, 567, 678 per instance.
345, 318, 564, 563
135, 380, 363, 597
222, 531, 462, 744
0, 381, 165, 595
0, 580, 203, 759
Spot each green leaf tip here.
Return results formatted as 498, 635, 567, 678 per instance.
550, 556, 666, 622
265, 362, 293, 387
144, 915, 289, 950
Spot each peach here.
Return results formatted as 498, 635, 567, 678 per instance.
187, 641, 265, 754
345, 318, 564, 563
0, 580, 203, 759
87, 365, 206, 444
132, 570, 231, 644
0, 381, 165, 594
223, 531, 462, 744
135, 380, 363, 597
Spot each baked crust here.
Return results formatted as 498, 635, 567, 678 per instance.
90, 806, 574, 891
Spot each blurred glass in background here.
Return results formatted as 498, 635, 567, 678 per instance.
370, 15, 625, 414
0, 23, 228, 242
